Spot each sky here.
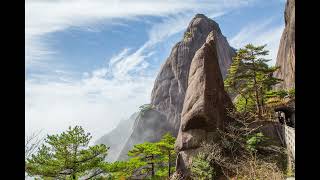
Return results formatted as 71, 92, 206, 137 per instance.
25, 0, 286, 142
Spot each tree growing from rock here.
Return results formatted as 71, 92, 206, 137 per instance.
138, 104, 154, 117
25, 126, 109, 179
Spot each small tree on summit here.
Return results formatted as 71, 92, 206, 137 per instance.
25, 126, 109, 179
138, 104, 154, 117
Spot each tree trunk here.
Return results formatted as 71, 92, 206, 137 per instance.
251, 54, 262, 118
244, 97, 248, 112
168, 150, 171, 177
254, 89, 262, 118
151, 154, 155, 177
260, 87, 265, 115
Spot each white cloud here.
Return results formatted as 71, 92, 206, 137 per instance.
26, 0, 255, 67
26, 0, 257, 140
229, 18, 284, 65
26, 65, 155, 142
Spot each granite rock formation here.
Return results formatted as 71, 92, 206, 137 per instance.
174, 31, 234, 174
274, 0, 295, 89
100, 14, 235, 160
151, 14, 235, 134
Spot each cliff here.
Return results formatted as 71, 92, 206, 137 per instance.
274, 0, 295, 89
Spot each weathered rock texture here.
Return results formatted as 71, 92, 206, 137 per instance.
174, 31, 234, 174
274, 0, 295, 89
103, 14, 235, 160
151, 14, 235, 134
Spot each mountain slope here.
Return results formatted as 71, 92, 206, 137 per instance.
94, 112, 138, 162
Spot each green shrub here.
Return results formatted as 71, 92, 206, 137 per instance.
288, 88, 295, 98
190, 153, 215, 180
184, 31, 192, 39
139, 104, 153, 116
246, 132, 266, 152
234, 95, 256, 112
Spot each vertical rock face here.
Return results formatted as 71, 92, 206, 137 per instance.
274, 0, 295, 89
151, 14, 235, 134
174, 31, 233, 174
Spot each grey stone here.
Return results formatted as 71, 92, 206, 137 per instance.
175, 31, 233, 173
274, 0, 295, 90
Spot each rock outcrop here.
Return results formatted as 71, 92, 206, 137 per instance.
274, 0, 295, 89
151, 14, 235, 134
174, 31, 234, 174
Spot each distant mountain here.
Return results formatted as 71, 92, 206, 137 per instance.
95, 112, 138, 162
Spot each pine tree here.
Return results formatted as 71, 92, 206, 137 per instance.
25, 126, 108, 179
224, 44, 282, 117
156, 133, 176, 178
128, 142, 162, 178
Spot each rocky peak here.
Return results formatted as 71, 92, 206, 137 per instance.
114, 14, 235, 160
151, 14, 234, 134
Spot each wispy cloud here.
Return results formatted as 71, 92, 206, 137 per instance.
26, 0, 258, 139
229, 18, 284, 65
26, 0, 255, 68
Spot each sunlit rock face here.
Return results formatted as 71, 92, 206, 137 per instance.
274, 0, 295, 90
100, 14, 235, 161
151, 14, 235, 135
174, 31, 233, 175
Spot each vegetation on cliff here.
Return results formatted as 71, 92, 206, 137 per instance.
180, 44, 294, 179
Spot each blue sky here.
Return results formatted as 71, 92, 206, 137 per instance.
26, 0, 286, 141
